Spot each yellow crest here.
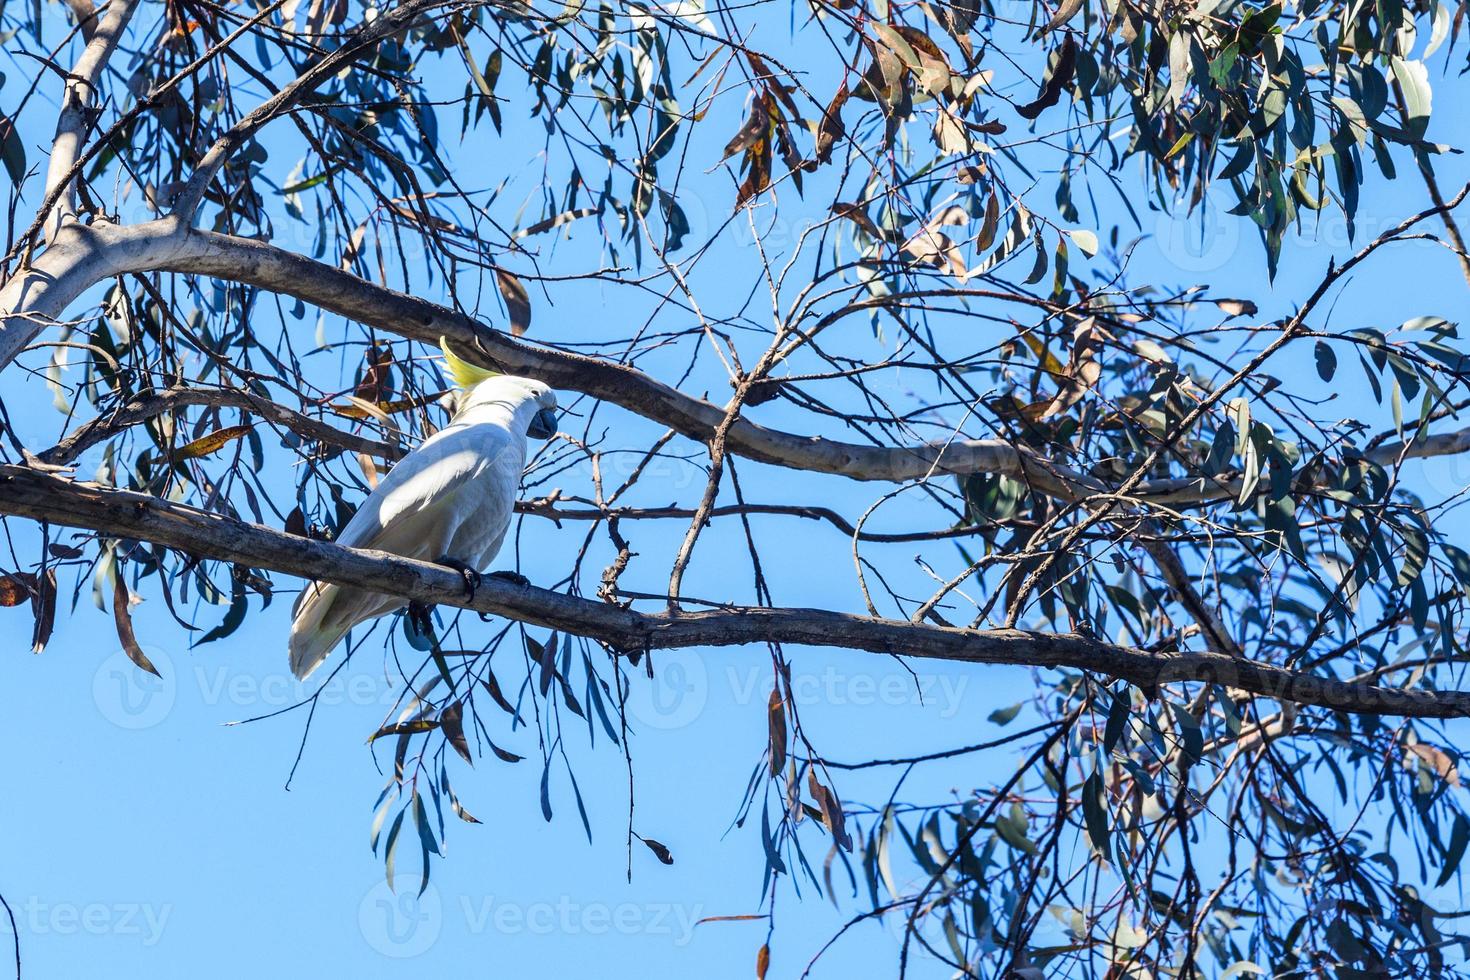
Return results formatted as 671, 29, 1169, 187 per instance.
439, 337, 499, 390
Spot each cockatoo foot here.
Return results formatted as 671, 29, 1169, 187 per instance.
407, 600, 435, 638
474, 571, 528, 621
487, 569, 531, 588
436, 556, 482, 600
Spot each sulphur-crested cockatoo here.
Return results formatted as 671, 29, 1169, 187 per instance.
288, 341, 559, 680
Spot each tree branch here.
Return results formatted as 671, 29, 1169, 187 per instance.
0, 464, 1464, 718
38, 386, 405, 467
152, 230, 1470, 497
45, 0, 140, 227
6, 222, 1470, 506
171, 0, 468, 219
62, 0, 100, 41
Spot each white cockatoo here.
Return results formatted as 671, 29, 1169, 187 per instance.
288, 341, 559, 680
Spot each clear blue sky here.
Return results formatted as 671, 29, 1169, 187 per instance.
1, 6, 1468, 978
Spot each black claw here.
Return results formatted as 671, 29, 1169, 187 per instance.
436, 555, 482, 600
488, 569, 531, 589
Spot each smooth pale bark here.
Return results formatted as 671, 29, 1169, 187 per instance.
0, 463, 1464, 718
45, 0, 141, 230
0, 219, 190, 368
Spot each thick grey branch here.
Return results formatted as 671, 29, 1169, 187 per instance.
155, 230, 1470, 498
0, 464, 1464, 718
156, 231, 1078, 486
5, 222, 1470, 505
62, 0, 100, 41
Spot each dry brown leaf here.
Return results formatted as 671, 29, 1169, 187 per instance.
495, 268, 532, 337
112, 573, 160, 677
0, 572, 34, 607
768, 686, 787, 777
722, 93, 771, 161
1038, 317, 1112, 420
441, 700, 473, 764
177, 425, 253, 460
31, 568, 55, 653
1408, 742, 1460, 787
902, 227, 969, 280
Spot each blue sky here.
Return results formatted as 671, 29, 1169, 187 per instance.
1, 4, 1469, 977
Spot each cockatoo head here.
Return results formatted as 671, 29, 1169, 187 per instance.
507, 377, 559, 439
439, 338, 559, 438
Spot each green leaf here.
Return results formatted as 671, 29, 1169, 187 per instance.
1170, 702, 1203, 771
414, 790, 440, 858
195, 574, 247, 646
988, 702, 1023, 725
1391, 58, 1432, 139
402, 610, 437, 652
1436, 814, 1469, 887
1314, 341, 1336, 381
995, 803, 1037, 855
383, 807, 406, 888
1082, 769, 1112, 860
1208, 43, 1239, 86
1103, 689, 1130, 752
1064, 228, 1099, 257
0, 113, 24, 186
539, 758, 554, 821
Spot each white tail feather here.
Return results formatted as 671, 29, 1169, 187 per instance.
288, 581, 346, 680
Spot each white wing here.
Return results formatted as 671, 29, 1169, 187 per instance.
336, 420, 514, 557
288, 420, 519, 679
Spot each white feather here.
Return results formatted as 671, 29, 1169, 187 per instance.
288, 375, 555, 680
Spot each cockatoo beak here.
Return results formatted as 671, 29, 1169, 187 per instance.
528, 408, 559, 440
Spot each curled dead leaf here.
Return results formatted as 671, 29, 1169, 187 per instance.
1408, 742, 1460, 787
902, 227, 969, 280
177, 424, 253, 460
441, 699, 473, 764
723, 93, 771, 161
641, 836, 674, 865
768, 686, 787, 777
1015, 37, 1077, 119
31, 568, 56, 653
495, 268, 532, 337
112, 573, 160, 677
830, 202, 886, 242
0, 572, 34, 607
